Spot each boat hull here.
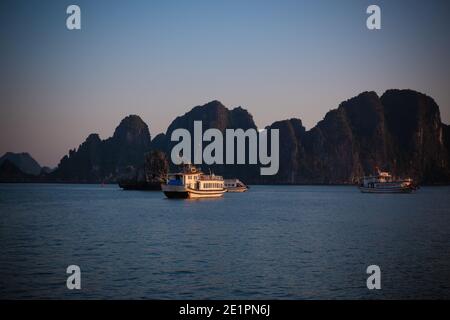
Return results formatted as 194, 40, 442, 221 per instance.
359, 186, 415, 193
163, 191, 190, 198
226, 187, 248, 192
161, 184, 225, 199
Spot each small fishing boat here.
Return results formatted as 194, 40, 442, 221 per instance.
358, 171, 417, 193
161, 164, 225, 199
224, 179, 248, 192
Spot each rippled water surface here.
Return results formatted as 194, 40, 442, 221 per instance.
1, 184, 449, 299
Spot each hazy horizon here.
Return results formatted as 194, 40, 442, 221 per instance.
1, 0, 450, 167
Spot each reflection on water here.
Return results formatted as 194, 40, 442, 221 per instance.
0, 184, 449, 299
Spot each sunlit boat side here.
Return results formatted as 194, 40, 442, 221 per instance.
161, 164, 226, 199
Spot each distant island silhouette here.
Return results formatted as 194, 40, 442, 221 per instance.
1, 89, 449, 185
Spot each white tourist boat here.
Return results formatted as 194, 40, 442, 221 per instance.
358, 171, 417, 193
161, 164, 226, 199
224, 179, 248, 192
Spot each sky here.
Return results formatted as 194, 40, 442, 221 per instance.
1, 0, 449, 167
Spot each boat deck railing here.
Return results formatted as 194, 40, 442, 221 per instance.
198, 175, 223, 181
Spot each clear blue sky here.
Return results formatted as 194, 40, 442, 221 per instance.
1, 0, 449, 167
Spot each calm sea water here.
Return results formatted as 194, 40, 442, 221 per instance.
0, 184, 449, 299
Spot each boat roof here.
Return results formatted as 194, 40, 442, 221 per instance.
168, 164, 223, 180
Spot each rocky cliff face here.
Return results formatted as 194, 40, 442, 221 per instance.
51, 115, 151, 183
259, 118, 307, 184
381, 89, 449, 183
262, 90, 450, 184
166, 100, 256, 134
295, 91, 389, 184
118, 150, 169, 190
444, 124, 450, 156
148, 91, 450, 184
153, 100, 261, 182
18, 89, 450, 184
